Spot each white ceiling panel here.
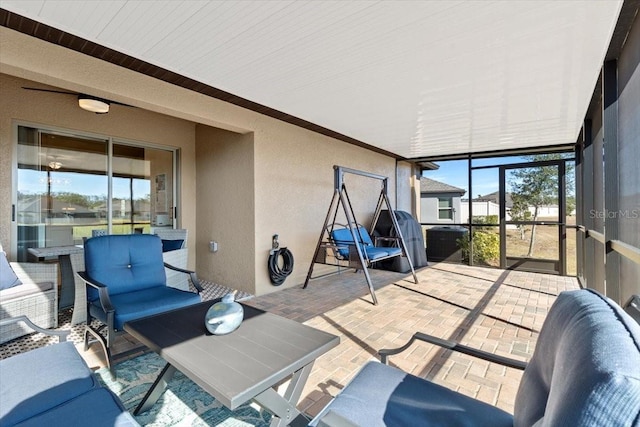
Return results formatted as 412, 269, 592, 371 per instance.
0, 0, 623, 158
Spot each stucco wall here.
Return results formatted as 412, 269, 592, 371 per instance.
193, 112, 397, 296
252, 122, 397, 295
194, 126, 256, 295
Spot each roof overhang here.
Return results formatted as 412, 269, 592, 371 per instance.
0, 1, 634, 160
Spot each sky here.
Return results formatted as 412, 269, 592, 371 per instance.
422, 156, 524, 199
422, 155, 576, 199
18, 169, 150, 200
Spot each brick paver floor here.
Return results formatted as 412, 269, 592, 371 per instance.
8, 262, 578, 421
245, 262, 579, 418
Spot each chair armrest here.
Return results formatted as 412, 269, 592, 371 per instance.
316, 410, 360, 427
374, 236, 400, 243
164, 263, 204, 293
77, 271, 115, 313
0, 315, 69, 342
624, 295, 640, 324
379, 332, 527, 370
373, 236, 401, 248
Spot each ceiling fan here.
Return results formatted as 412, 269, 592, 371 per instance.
22, 87, 133, 114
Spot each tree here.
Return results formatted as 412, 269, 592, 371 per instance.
508, 154, 574, 256
55, 192, 92, 208
509, 194, 532, 240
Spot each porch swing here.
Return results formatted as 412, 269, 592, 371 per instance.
303, 165, 418, 305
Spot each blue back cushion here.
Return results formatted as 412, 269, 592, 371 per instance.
84, 234, 167, 299
330, 227, 374, 246
514, 289, 640, 426
161, 239, 184, 252
0, 252, 21, 290
331, 227, 375, 258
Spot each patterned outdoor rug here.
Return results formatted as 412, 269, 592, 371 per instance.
96, 352, 272, 427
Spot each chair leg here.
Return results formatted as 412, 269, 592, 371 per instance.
83, 327, 90, 351
84, 323, 113, 373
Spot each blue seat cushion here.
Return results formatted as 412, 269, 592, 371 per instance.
89, 286, 201, 330
335, 245, 402, 261
310, 361, 513, 427
0, 341, 98, 425
363, 246, 393, 260
14, 388, 139, 427
383, 247, 403, 257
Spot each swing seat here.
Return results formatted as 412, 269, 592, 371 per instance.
304, 165, 419, 305
330, 226, 403, 262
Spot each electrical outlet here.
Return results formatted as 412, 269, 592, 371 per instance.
209, 241, 218, 253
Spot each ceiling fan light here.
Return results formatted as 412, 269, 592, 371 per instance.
78, 95, 110, 113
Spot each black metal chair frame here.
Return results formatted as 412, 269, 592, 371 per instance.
379, 331, 527, 370
0, 315, 69, 342
79, 262, 203, 371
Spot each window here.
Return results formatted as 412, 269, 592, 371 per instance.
438, 197, 453, 220
15, 125, 176, 260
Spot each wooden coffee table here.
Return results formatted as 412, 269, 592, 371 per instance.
124, 300, 339, 426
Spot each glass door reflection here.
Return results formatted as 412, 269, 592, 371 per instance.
16, 126, 176, 260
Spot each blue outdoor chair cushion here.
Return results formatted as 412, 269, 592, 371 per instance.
84, 234, 167, 299
88, 286, 202, 330
361, 246, 393, 261
514, 289, 640, 426
381, 247, 402, 257
0, 251, 21, 290
310, 361, 513, 427
331, 227, 374, 246
0, 341, 98, 425
330, 227, 401, 260
161, 239, 184, 252
14, 387, 138, 427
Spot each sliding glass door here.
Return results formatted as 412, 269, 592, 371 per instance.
15, 125, 176, 261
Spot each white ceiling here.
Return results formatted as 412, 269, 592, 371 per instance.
1, 1, 623, 159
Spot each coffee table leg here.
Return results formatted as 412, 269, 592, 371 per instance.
253, 362, 314, 427
134, 363, 177, 415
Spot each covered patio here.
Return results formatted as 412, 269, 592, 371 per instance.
0, 1, 638, 425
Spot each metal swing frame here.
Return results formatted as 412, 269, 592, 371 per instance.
303, 165, 418, 305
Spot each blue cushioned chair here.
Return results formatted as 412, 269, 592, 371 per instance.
310, 289, 640, 426
79, 234, 203, 370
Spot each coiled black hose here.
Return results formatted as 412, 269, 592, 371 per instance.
268, 247, 294, 286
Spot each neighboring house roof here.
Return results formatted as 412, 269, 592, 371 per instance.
472, 191, 514, 209
420, 177, 466, 196
18, 196, 95, 215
